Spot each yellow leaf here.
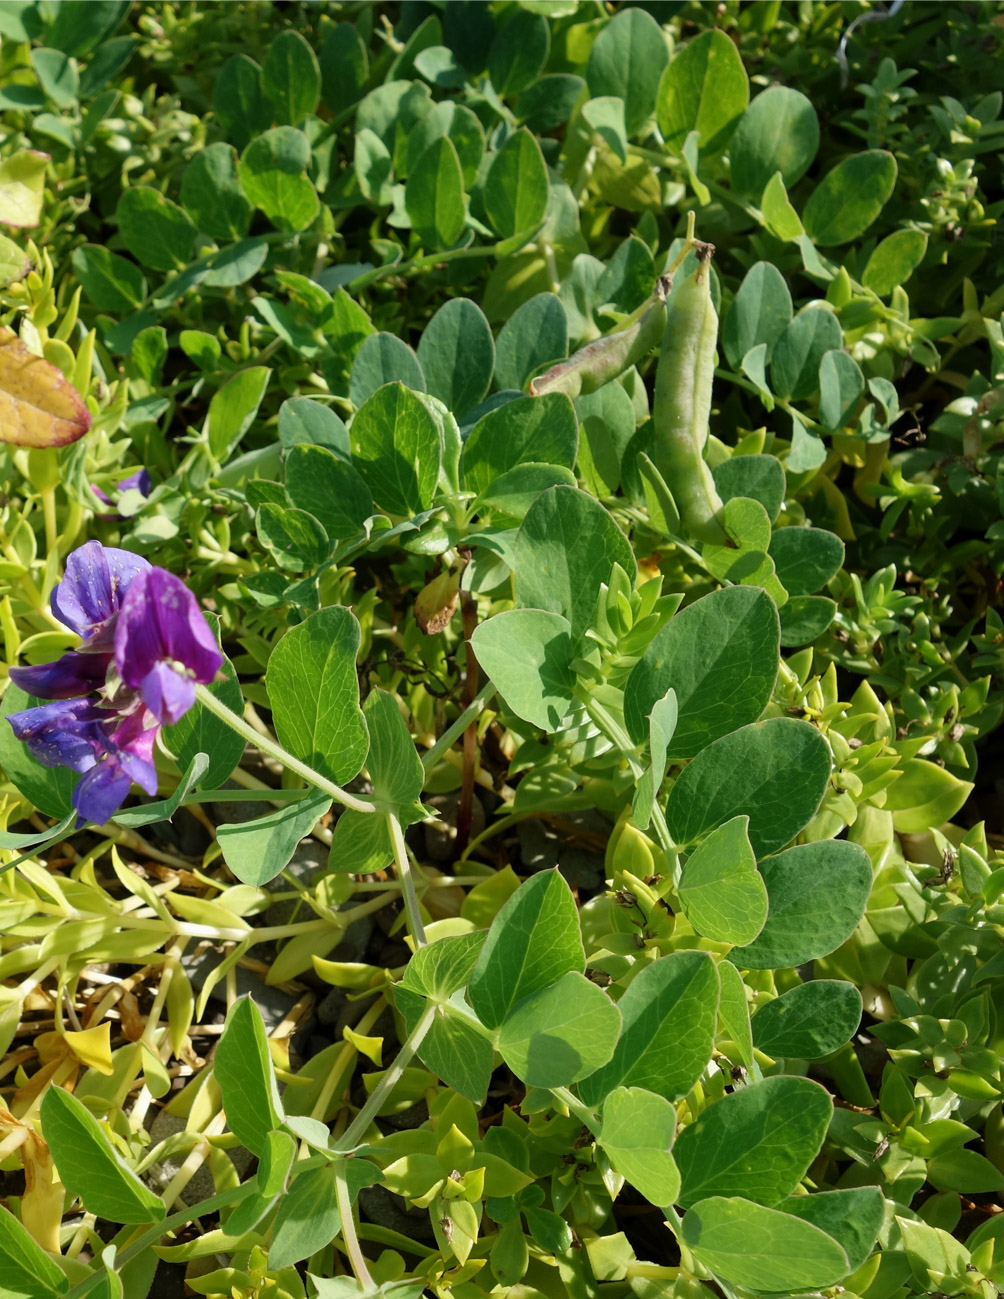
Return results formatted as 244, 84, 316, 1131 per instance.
343, 1025, 383, 1065
0, 327, 91, 447
0, 150, 49, 228
65, 1022, 113, 1075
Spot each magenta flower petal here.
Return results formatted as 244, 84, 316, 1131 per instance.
115, 568, 222, 724
51, 541, 151, 648
9, 651, 112, 700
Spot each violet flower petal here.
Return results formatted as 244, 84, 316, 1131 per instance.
72, 763, 134, 826
51, 541, 151, 648
6, 698, 104, 772
140, 661, 196, 726
118, 468, 152, 496
9, 651, 111, 700
115, 568, 222, 724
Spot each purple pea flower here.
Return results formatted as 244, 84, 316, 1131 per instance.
6, 697, 159, 826
6, 540, 222, 825
50, 540, 151, 650
92, 468, 153, 515
114, 568, 223, 725
9, 651, 111, 700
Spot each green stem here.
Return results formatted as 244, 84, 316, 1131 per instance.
389, 811, 427, 948
194, 684, 375, 815
335, 1000, 437, 1151
421, 681, 497, 773
551, 1086, 601, 1138
347, 242, 498, 292
334, 1159, 375, 1288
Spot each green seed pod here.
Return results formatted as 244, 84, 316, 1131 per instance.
652, 245, 728, 545
530, 275, 671, 400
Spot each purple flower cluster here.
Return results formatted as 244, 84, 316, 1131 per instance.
6, 542, 222, 826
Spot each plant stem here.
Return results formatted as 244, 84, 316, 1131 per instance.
334, 1159, 375, 1288
454, 592, 480, 857
421, 680, 497, 772
335, 1000, 437, 1151
389, 811, 427, 948
194, 684, 375, 815
550, 1086, 601, 1137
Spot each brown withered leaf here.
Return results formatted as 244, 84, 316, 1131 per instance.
0, 326, 91, 447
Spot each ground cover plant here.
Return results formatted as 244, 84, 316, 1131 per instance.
1, 1, 1004, 1296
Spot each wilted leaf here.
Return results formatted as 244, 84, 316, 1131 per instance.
0, 327, 91, 447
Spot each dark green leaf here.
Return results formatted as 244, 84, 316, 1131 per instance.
396, 985, 493, 1104
752, 980, 862, 1059
468, 870, 584, 1031
364, 688, 424, 806
319, 23, 368, 115
493, 291, 568, 393
45, 0, 127, 56
240, 127, 319, 232
261, 29, 320, 125
349, 381, 441, 515
496, 971, 621, 1087
515, 484, 635, 648
624, 586, 779, 755
666, 717, 831, 856
712, 453, 786, 523
862, 228, 928, 297
40, 1087, 165, 1223
721, 261, 793, 369
730, 86, 819, 199
769, 527, 844, 596
579, 952, 719, 1105
417, 297, 494, 417
483, 128, 549, 239
215, 998, 285, 1157
269, 1164, 341, 1269
681, 1196, 850, 1289
818, 349, 866, 431
803, 150, 898, 247
472, 609, 575, 732
284, 444, 372, 539
279, 397, 350, 455
180, 143, 252, 241
675, 1074, 832, 1206
214, 54, 271, 151
771, 307, 843, 401
780, 1187, 884, 1273
328, 809, 393, 874
679, 815, 768, 945
405, 136, 466, 249
266, 606, 369, 786
779, 595, 837, 647
31, 47, 79, 106
217, 790, 331, 887
349, 334, 426, 408
656, 29, 748, 157
70, 244, 145, 312
731, 840, 873, 969
587, 7, 668, 137
116, 187, 195, 272
488, 10, 549, 98
208, 366, 270, 461
0, 1204, 68, 1297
